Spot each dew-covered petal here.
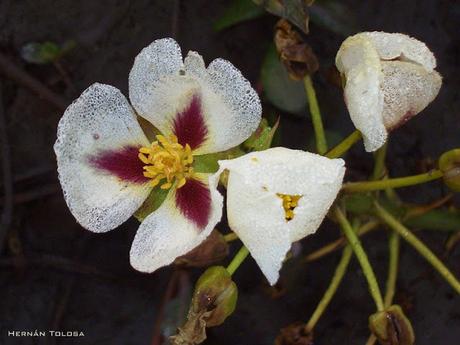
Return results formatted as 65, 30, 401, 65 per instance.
54, 83, 151, 233
381, 61, 442, 130
212, 148, 345, 285
129, 37, 183, 120
202, 58, 261, 153
130, 174, 223, 273
336, 34, 386, 152
129, 38, 261, 155
362, 32, 437, 71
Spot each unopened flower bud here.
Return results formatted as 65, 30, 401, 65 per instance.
439, 149, 460, 192
170, 266, 238, 345
192, 266, 238, 326
369, 305, 415, 345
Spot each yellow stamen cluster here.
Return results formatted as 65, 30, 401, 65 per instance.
277, 193, 302, 221
138, 134, 194, 190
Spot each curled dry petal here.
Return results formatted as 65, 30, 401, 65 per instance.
336, 31, 442, 152
211, 147, 345, 285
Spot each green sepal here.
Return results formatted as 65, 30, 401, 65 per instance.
134, 186, 170, 222
369, 305, 415, 345
243, 118, 279, 151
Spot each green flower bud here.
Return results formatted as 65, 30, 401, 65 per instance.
170, 267, 238, 345
192, 266, 238, 326
369, 305, 415, 345
439, 149, 460, 192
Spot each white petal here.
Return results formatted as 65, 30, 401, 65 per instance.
129, 37, 184, 121
203, 58, 262, 153
212, 148, 345, 285
336, 34, 386, 152
363, 32, 437, 71
381, 61, 442, 129
54, 83, 151, 233
129, 39, 261, 154
129, 174, 223, 273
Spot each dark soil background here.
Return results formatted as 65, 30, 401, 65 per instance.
0, 0, 459, 344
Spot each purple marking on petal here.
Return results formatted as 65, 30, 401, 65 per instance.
173, 95, 208, 150
88, 146, 148, 184
175, 179, 211, 229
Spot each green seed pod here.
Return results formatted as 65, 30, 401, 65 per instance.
439, 149, 460, 192
368, 305, 415, 345
192, 266, 238, 327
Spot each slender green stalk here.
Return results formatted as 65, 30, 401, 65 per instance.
374, 201, 460, 294
372, 143, 388, 180
384, 232, 400, 307
304, 220, 380, 263
325, 130, 362, 159
334, 207, 385, 311
226, 245, 250, 276
304, 245, 353, 332
304, 75, 328, 154
342, 169, 443, 193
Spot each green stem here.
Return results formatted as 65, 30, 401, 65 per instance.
384, 232, 400, 307
372, 143, 388, 180
326, 130, 362, 159
226, 245, 250, 276
374, 201, 460, 294
304, 75, 328, 155
334, 207, 385, 311
304, 245, 353, 332
342, 169, 443, 193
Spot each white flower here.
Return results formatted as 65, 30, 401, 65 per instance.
54, 38, 261, 273
211, 147, 345, 285
336, 31, 442, 152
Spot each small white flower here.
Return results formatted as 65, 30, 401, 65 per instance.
54, 38, 261, 273
211, 147, 345, 285
336, 31, 442, 152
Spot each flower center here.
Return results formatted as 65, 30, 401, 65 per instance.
277, 193, 302, 221
138, 134, 194, 190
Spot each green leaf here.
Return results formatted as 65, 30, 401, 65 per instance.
309, 0, 358, 36
134, 187, 170, 222
261, 45, 307, 115
405, 208, 460, 232
214, 0, 265, 31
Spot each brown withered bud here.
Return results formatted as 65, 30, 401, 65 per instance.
274, 322, 314, 345
170, 266, 237, 345
174, 230, 229, 268
369, 305, 415, 345
274, 19, 319, 80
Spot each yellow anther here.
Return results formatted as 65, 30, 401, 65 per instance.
277, 193, 302, 221
139, 134, 194, 190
